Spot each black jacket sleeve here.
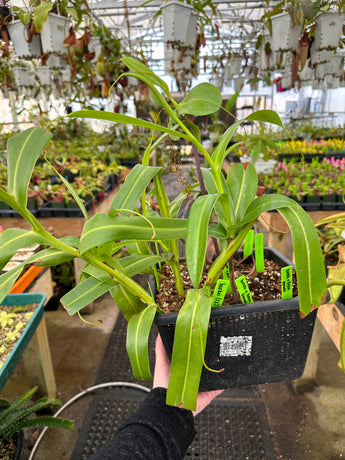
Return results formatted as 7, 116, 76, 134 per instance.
88, 387, 195, 460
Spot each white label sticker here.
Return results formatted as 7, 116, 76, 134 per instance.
219, 336, 253, 357
342, 230, 345, 239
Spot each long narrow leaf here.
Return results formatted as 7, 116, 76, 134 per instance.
166, 290, 212, 410
79, 214, 188, 254
62, 277, 115, 315
126, 305, 157, 379
226, 163, 258, 224
121, 57, 172, 100
7, 128, 52, 208
0, 228, 51, 270
68, 111, 190, 141
238, 194, 327, 314
211, 120, 242, 170
185, 194, 220, 288
110, 285, 146, 321
110, 164, 162, 212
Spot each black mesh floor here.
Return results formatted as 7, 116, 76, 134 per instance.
71, 313, 276, 459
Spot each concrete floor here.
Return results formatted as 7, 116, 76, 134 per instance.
1, 292, 345, 459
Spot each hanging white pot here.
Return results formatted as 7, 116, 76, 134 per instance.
309, 42, 332, 65
89, 36, 102, 63
298, 59, 313, 81
162, 1, 197, 47
209, 75, 223, 91
275, 51, 293, 70
46, 54, 66, 69
329, 55, 344, 77
312, 79, 324, 90
40, 13, 71, 55
228, 57, 242, 77
313, 11, 345, 50
271, 12, 303, 52
280, 74, 292, 89
233, 76, 245, 92
7, 20, 41, 58
315, 62, 330, 80
259, 38, 274, 72
59, 68, 70, 83
325, 75, 340, 89
39, 66, 51, 86
13, 67, 35, 87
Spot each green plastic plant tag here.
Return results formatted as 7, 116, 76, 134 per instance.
281, 266, 293, 299
255, 233, 265, 273
235, 275, 253, 304
243, 229, 254, 257
222, 264, 232, 293
212, 279, 230, 307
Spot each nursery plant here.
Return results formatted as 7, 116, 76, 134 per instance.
0, 57, 333, 411
0, 386, 73, 459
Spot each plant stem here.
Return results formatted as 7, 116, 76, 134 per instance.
206, 220, 256, 288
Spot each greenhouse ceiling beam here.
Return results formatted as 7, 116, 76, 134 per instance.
88, 0, 278, 8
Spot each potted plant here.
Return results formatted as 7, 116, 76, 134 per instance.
0, 386, 73, 459
313, 10, 345, 51
0, 58, 337, 411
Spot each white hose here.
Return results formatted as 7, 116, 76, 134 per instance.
28, 382, 151, 460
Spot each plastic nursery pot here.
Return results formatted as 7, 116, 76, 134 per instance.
0, 293, 46, 392
154, 248, 317, 391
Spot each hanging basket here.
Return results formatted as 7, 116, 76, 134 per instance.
313, 11, 345, 50
259, 37, 274, 71
7, 20, 41, 58
271, 12, 303, 52
13, 67, 35, 87
209, 75, 223, 91
39, 66, 51, 86
40, 13, 71, 55
315, 62, 331, 80
233, 76, 245, 92
228, 57, 242, 77
298, 59, 313, 81
329, 55, 344, 77
155, 248, 317, 391
162, 1, 197, 47
309, 42, 332, 65
47, 54, 66, 69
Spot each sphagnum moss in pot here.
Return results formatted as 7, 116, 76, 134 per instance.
0, 57, 340, 411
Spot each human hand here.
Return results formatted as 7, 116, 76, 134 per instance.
153, 334, 224, 416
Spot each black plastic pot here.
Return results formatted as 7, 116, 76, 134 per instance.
14, 430, 24, 460
155, 248, 317, 391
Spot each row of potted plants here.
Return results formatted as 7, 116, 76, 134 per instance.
259, 157, 345, 209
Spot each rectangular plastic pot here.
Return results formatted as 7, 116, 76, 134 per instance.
40, 13, 71, 55
0, 293, 46, 392
7, 20, 42, 58
154, 248, 316, 391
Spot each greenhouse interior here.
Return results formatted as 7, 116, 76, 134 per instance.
1, 0, 345, 459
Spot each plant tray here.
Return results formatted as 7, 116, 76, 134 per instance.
0, 293, 46, 392
37, 199, 93, 217
155, 248, 317, 391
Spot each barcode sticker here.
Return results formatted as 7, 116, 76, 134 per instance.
219, 335, 253, 357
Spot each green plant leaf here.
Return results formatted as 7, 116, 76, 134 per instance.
0, 387, 37, 425
166, 290, 213, 411
185, 194, 220, 288
212, 120, 242, 171
202, 168, 233, 227
33, 248, 76, 267
15, 8, 31, 25
7, 128, 52, 209
177, 83, 222, 116
0, 264, 27, 304
68, 111, 190, 141
110, 285, 146, 321
118, 254, 164, 277
33, 1, 54, 33
226, 163, 258, 224
0, 229, 50, 271
79, 214, 188, 254
238, 194, 327, 315
126, 305, 157, 379
110, 164, 162, 212
245, 109, 283, 128
121, 57, 172, 100
62, 277, 115, 315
